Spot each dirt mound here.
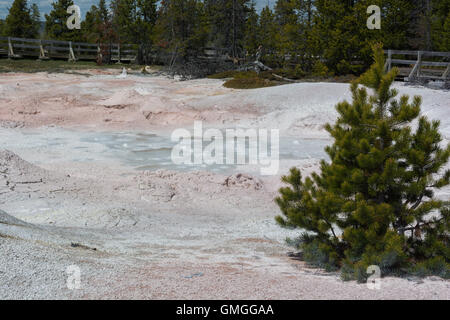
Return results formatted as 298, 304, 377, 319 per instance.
0, 149, 47, 178
0, 209, 31, 227
0, 150, 48, 199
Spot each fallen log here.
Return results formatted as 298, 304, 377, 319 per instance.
271, 73, 298, 82
238, 60, 272, 73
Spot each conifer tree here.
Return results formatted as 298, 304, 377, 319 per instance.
154, 0, 208, 60
136, 0, 158, 63
431, 0, 450, 51
273, 0, 301, 65
45, 0, 83, 41
258, 6, 276, 49
244, 0, 260, 55
82, 0, 114, 43
111, 0, 136, 43
312, 0, 415, 75
82, 4, 101, 42
204, 0, 251, 57
30, 3, 41, 38
4, 0, 34, 38
0, 19, 5, 37
98, 0, 110, 23
276, 44, 450, 281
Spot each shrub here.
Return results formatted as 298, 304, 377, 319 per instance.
223, 77, 277, 89
311, 60, 332, 78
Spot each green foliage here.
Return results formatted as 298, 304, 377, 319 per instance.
154, 0, 209, 60
311, 0, 416, 75
3, 0, 447, 75
111, 0, 138, 43
81, 0, 114, 43
4, 0, 36, 38
0, 19, 5, 37
223, 77, 277, 89
275, 44, 450, 281
257, 6, 277, 60
45, 0, 83, 41
30, 4, 41, 38
204, 0, 252, 57
207, 70, 240, 79
244, 1, 259, 55
411, 256, 450, 279
430, 0, 450, 51
311, 60, 332, 78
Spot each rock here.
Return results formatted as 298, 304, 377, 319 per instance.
183, 272, 203, 279
223, 173, 263, 190
116, 67, 127, 79
287, 251, 304, 260
70, 242, 97, 251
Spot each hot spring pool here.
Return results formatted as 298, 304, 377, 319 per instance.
0, 127, 330, 174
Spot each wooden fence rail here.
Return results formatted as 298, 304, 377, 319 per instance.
0, 36, 138, 63
384, 49, 450, 82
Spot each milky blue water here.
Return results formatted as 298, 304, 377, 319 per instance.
1, 127, 330, 174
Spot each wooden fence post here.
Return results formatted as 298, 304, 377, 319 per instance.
97, 44, 102, 63
8, 37, 14, 59
417, 51, 423, 78
388, 49, 392, 71
442, 64, 450, 80
39, 40, 47, 60
68, 41, 76, 62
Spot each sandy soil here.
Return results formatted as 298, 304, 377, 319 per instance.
0, 69, 449, 299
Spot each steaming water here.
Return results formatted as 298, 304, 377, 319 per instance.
0, 127, 329, 174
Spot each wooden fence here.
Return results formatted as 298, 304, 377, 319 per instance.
0, 36, 237, 66
2, 38, 449, 82
0, 36, 138, 63
385, 49, 450, 82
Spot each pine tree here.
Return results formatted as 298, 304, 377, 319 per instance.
136, 0, 158, 43
276, 44, 450, 281
136, 0, 158, 63
0, 19, 5, 37
4, 0, 34, 38
204, 0, 251, 57
81, 0, 114, 43
45, 0, 83, 41
351, 0, 415, 71
30, 3, 41, 38
98, 0, 110, 23
311, 0, 415, 75
111, 0, 138, 44
154, 0, 208, 60
431, 0, 450, 51
273, 0, 302, 65
244, 0, 259, 55
82, 4, 101, 42
258, 6, 276, 50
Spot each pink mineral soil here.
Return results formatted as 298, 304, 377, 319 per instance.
0, 69, 448, 299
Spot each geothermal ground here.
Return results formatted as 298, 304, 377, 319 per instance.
0, 69, 449, 299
